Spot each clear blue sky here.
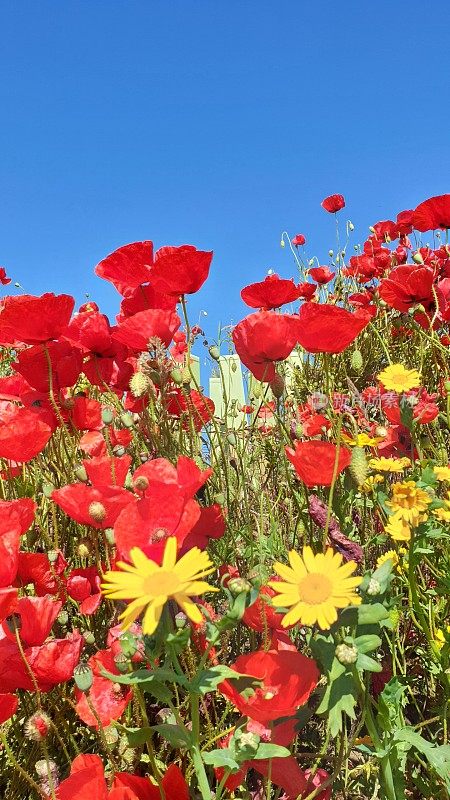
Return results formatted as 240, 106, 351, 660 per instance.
1, 1, 449, 348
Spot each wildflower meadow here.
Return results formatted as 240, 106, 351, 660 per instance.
0, 193, 449, 800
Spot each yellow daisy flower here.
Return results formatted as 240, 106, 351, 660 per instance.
101, 537, 218, 635
377, 364, 421, 393
433, 491, 450, 523
363, 474, 384, 493
385, 511, 412, 542
434, 465, 450, 482
369, 457, 411, 473
386, 481, 431, 527
343, 432, 383, 447
269, 546, 362, 631
376, 549, 399, 569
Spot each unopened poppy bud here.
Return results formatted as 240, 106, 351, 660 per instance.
43, 482, 55, 498
74, 465, 88, 482
280, 238, 285, 248
348, 221, 354, 231
231, 360, 237, 373
214, 492, 225, 505
104, 528, 115, 546
270, 374, 285, 398
227, 432, 237, 447
369, 226, 376, 234
74, 662, 93, 692
351, 350, 363, 373
209, 345, 220, 361
170, 368, 183, 385
228, 577, 251, 596
25, 712, 52, 741
328, 249, 334, 257
113, 445, 126, 457
47, 550, 59, 564
412, 251, 424, 264
120, 412, 134, 429
350, 447, 368, 487
88, 501, 107, 523
35, 758, 59, 780
57, 610, 68, 626
129, 371, 152, 398
83, 631, 95, 645
367, 578, 381, 596
101, 407, 114, 425
77, 539, 91, 557
335, 643, 358, 665
133, 475, 149, 492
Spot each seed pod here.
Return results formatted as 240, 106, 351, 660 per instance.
120, 412, 134, 429
209, 345, 220, 361
43, 482, 55, 498
349, 446, 368, 487
88, 501, 107, 523
74, 662, 93, 692
74, 465, 88, 482
170, 368, 183, 385
101, 407, 114, 425
270, 374, 285, 398
351, 349, 363, 373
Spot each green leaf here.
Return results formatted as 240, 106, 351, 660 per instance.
316, 659, 357, 738
354, 634, 382, 653
357, 603, 390, 625
100, 667, 187, 688
356, 653, 382, 672
152, 724, 192, 749
202, 748, 240, 770
114, 725, 154, 747
376, 676, 408, 732
253, 743, 291, 760
393, 728, 450, 789
188, 664, 248, 695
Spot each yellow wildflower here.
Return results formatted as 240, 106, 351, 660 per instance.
377, 364, 421, 393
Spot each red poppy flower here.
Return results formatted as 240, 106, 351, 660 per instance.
241, 274, 304, 309
297, 282, 317, 300
296, 303, 371, 353
113, 309, 181, 351
70, 397, 103, 431
181, 503, 226, 552
150, 245, 213, 296
79, 428, 132, 458
13, 340, 83, 393
114, 481, 200, 562
292, 233, 306, 247
15, 550, 67, 597
84, 455, 131, 487
371, 220, 398, 242
67, 566, 102, 615
0, 630, 83, 692
378, 265, 434, 312
242, 584, 288, 633
0, 268, 11, 286
64, 309, 114, 353
117, 283, 177, 322
95, 241, 154, 295
0, 587, 18, 620
286, 440, 352, 487
321, 194, 345, 213
413, 194, 450, 232
52, 483, 135, 530
0, 406, 52, 462
309, 266, 334, 285
75, 649, 132, 728
113, 764, 189, 800
165, 387, 215, 431
220, 648, 319, 723
396, 210, 414, 236
0, 293, 74, 344
0, 497, 36, 534
0, 692, 18, 724
232, 311, 300, 382
132, 455, 212, 499
2, 595, 62, 646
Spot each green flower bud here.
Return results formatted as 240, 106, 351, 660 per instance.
367, 578, 381, 596
101, 407, 114, 425
209, 345, 220, 361
335, 643, 358, 665
228, 577, 251, 596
